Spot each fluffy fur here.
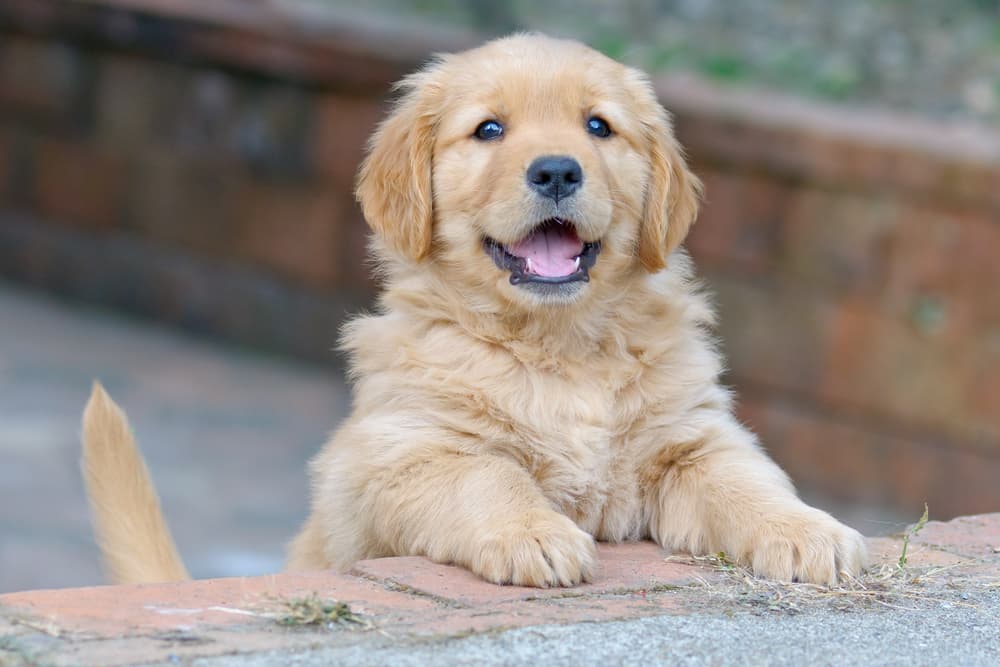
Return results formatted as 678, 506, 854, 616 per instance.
83, 34, 866, 588
82, 383, 188, 584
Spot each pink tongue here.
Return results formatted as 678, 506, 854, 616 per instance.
507, 226, 584, 277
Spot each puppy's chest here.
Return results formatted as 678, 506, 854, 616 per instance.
483, 358, 622, 431
478, 363, 647, 532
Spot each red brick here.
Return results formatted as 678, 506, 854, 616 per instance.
311, 93, 383, 188
842, 142, 897, 189
126, 151, 238, 252
738, 395, 1000, 519
738, 396, 889, 507
0, 35, 89, 122
663, 74, 1000, 212
687, 166, 786, 273
353, 557, 557, 605
779, 188, 895, 296
708, 273, 832, 396
886, 146, 944, 197
33, 139, 125, 230
592, 541, 721, 589
789, 131, 854, 185
912, 514, 1000, 562
340, 202, 378, 294
950, 212, 1000, 324
930, 158, 1000, 213
0, 570, 435, 637
880, 204, 968, 326
234, 183, 343, 288
675, 116, 847, 190
672, 114, 750, 170
969, 343, 1000, 438
0, 544, 722, 641
882, 204, 1000, 344
818, 297, 974, 442
308, 95, 383, 294
0, 526, 997, 664
352, 542, 719, 607
0, 129, 8, 202
865, 537, 967, 569
958, 162, 1000, 213
182, 22, 417, 93
94, 54, 188, 148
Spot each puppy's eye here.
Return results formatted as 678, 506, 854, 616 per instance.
586, 116, 612, 138
474, 120, 504, 141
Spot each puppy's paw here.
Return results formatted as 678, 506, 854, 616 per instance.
471, 510, 597, 587
744, 507, 868, 585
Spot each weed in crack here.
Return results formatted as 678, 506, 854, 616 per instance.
273, 594, 370, 630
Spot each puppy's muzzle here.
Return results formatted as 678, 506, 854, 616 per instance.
527, 155, 582, 204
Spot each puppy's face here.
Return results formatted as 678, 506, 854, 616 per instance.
357, 35, 700, 309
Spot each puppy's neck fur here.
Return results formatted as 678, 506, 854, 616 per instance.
374, 251, 702, 366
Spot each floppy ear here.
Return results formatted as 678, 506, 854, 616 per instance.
355, 70, 440, 262
635, 90, 703, 272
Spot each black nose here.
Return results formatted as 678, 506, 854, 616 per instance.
526, 156, 583, 203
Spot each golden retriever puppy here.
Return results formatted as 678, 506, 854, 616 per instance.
83, 33, 866, 588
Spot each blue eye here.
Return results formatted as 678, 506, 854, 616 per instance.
474, 120, 504, 141
586, 116, 611, 138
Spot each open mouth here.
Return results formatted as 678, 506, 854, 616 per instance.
483, 218, 601, 286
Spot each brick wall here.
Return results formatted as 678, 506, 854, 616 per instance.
668, 77, 1000, 519
0, 0, 471, 356
1, 0, 997, 518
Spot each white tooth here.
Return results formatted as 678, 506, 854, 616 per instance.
574, 256, 581, 270
525, 257, 534, 273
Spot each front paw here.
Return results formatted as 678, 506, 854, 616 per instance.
744, 508, 868, 585
471, 510, 597, 587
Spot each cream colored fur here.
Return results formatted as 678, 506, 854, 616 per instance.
82, 34, 867, 588
82, 383, 188, 584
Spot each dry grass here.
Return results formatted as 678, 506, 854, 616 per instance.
666, 506, 986, 614
667, 551, 982, 614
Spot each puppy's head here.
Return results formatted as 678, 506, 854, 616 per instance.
357, 34, 701, 308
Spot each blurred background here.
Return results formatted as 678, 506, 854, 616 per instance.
1, 0, 998, 593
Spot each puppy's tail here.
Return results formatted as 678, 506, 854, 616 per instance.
81, 382, 189, 584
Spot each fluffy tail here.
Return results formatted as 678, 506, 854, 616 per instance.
81, 383, 189, 584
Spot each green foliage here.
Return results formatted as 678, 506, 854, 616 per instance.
699, 54, 750, 82
593, 34, 628, 61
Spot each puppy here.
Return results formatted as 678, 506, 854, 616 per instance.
83, 34, 867, 588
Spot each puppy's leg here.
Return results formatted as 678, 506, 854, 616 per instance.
644, 412, 867, 585
306, 440, 597, 587
286, 513, 329, 572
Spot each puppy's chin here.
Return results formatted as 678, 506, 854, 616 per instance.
502, 278, 590, 307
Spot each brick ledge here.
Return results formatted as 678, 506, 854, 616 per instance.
1, 514, 997, 666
